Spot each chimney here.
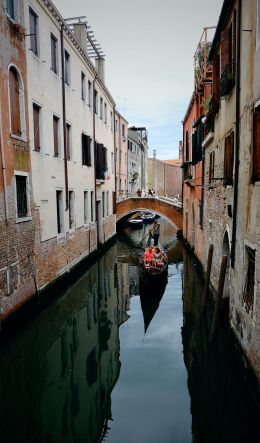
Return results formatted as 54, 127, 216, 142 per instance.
73, 23, 88, 53
95, 58, 105, 83
178, 141, 183, 160
153, 149, 156, 159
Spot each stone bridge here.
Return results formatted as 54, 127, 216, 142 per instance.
116, 197, 183, 230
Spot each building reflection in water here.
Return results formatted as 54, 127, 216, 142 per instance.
182, 249, 260, 443
0, 244, 133, 443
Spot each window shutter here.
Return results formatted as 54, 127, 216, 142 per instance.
220, 28, 230, 73
224, 131, 234, 185
33, 105, 40, 151
53, 117, 59, 157
197, 125, 203, 162
192, 132, 197, 165
9, 68, 21, 136
253, 106, 260, 182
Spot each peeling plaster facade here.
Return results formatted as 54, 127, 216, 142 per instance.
186, 0, 260, 381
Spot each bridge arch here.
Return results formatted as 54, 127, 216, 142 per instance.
116, 197, 183, 230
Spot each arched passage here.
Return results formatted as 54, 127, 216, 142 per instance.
116, 197, 183, 230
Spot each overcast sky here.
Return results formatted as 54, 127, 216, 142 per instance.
53, 0, 223, 159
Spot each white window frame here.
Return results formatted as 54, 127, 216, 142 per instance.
81, 71, 86, 101
256, 0, 260, 50
32, 100, 43, 152
50, 32, 59, 75
6, 0, 20, 23
29, 5, 39, 57
84, 190, 89, 224
64, 49, 71, 86
14, 171, 31, 222
53, 113, 61, 157
8, 64, 27, 141
68, 190, 75, 230
56, 189, 64, 235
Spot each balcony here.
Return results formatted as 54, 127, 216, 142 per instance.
218, 63, 235, 99
182, 162, 195, 186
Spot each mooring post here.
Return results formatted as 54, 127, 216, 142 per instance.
210, 255, 228, 342
202, 244, 214, 313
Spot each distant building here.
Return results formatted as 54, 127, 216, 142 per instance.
148, 146, 182, 198
115, 110, 128, 201
128, 126, 148, 196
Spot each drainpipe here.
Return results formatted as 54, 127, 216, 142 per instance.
60, 24, 69, 211
0, 101, 10, 298
201, 147, 205, 228
93, 75, 99, 247
181, 122, 184, 209
118, 114, 121, 198
231, 0, 241, 268
113, 107, 117, 204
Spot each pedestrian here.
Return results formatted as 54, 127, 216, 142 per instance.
152, 218, 160, 246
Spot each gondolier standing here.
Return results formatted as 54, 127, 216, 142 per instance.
153, 218, 160, 246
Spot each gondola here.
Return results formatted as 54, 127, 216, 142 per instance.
128, 218, 143, 229
141, 211, 156, 223
139, 248, 168, 286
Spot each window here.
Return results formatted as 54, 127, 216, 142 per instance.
185, 130, 189, 161
107, 191, 109, 216
29, 7, 38, 56
56, 190, 64, 233
53, 115, 60, 157
88, 80, 92, 106
102, 191, 105, 218
90, 191, 94, 222
209, 151, 215, 183
224, 131, 234, 186
94, 90, 98, 114
257, 0, 260, 48
64, 50, 70, 85
16, 175, 28, 218
51, 34, 58, 74
110, 111, 113, 131
82, 133, 92, 166
66, 123, 71, 160
33, 103, 41, 152
95, 143, 107, 180
6, 0, 15, 20
100, 97, 103, 119
243, 246, 256, 315
252, 105, 260, 182
84, 191, 88, 224
111, 152, 114, 173
104, 103, 107, 124
9, 66, 22, 136
122, 124, 125, 138
115, 119, 118, 132
81, 72, 86, 101
69, 191, 75, 229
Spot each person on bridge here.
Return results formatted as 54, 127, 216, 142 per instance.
152, 218, 160, 246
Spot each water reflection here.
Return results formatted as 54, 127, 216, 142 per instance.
182, 249, 260, 443
0, 250, 125, 443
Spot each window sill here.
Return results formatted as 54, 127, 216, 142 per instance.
29, 50, 40, 61
50, 68, 60, 79
252, 180, 260, 187
57, 233, 66, 242
16, 216, 32, 223
10, 133, 27, 142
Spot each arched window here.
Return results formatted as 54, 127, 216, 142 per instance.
9, 66, 21, 136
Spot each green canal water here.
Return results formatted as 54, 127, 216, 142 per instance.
0, 220, 259, 443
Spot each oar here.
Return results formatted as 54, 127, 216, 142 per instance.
129, 227, 155, 256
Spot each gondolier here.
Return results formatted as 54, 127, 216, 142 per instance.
153, 219, 160, 246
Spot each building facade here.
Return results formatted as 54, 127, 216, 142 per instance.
115, 110, 128, 201
148, 148, 182, 198
183, 0, 260, 380
202, 0, 260, 380
127, 126, 148, 196
0, 0, 118, 321
182, 28, 213, 260
0, 0, 37, 318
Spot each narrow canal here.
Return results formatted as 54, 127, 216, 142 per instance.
0, 219, 259, 443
